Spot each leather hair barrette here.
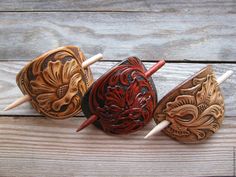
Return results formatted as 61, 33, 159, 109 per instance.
77, 57, 165, 134
4, 46, 103, 119
145, 65, 233, 143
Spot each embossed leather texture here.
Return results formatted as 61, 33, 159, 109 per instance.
16, 46, 93, 119
82, 57, 157, 134
154, 65, 225, 143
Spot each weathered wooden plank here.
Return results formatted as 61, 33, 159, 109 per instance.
0, 61, 235, 116
0, 116, 234, 177
0, 0, 235, 14
0, 12, 236, 61
235, 147, 236, 176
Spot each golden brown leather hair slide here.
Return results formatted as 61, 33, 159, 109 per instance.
4, 46, 103, 119
145, 65, 233, 143
77, 57, 165, 134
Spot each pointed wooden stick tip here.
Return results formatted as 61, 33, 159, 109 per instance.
144, 120, 170, 139
76, 115, 98, 132
3, 95, 31, 111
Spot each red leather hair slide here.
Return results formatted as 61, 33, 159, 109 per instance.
77, 57, 165, 134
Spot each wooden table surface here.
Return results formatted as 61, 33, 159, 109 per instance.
0, 1, 236, 176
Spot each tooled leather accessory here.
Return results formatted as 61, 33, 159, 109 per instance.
16, 46, 94, 119
153, 65, 225, 143
77, 57, 165, 134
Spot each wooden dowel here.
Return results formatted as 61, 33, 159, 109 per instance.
217, 70, 233, 85
144, 70, 234, 139
3, 95, 31, 111
82, 53, 103, 68
144, 120, 170, 139
145, 60, 165, 78
76, 115, 98, 132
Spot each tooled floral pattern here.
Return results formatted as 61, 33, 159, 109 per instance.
156, 74, 224, 142
17, 47, 92, 119
30, 59, 87, 118
89, 57, 157, 134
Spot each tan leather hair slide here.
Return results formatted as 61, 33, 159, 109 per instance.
4, 46, 103, 119
145, 65, 233, 143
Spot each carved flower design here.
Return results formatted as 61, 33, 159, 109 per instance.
30, 59, 87, 117
163, 74, 224, 140
99, 78, 152, 121
86, 57, 157, 134
95, 75, 155, 133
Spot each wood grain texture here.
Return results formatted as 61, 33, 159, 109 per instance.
0, 0, 235, 14
0, 1, 235, 176
1, 61, 235, 116
0, 116, 235, 177
235, 147, 236, 177
0, 12, 236, 61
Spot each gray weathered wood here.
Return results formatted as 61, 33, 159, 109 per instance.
0, 116, 234, 177
0, 12, 236, 61
235, 147, 236, 177
0, 1, 235, 176
0, 0, 235, 14
0, 61, 235, 116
